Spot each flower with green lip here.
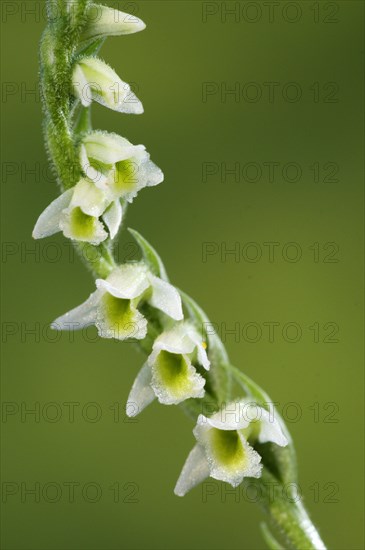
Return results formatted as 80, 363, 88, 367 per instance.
174, 400, 288, 496
72, 56, 143, 114
51, 263, 183, 341
80, 131, 164, 202
32, 178, 122, 245
127, 323, 210, 415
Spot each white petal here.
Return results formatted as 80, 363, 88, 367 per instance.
81, 4, 146, 44
82, 132, 135, 164
148, 275, 183, 320
103, 200, 122, 239
80, 144, 109, 185
174, 444, 210, 497
238, 401, 288, 447
51, 290, 102, 330
32, 189, 73, 239
81, 134, 163, 203
96, 263, 150, 299
105, 85, 143, 115
195, 402, 251, 432
196, 343, 210, 370
149, 324, 210, 371
72, 64, 91, 107
138, 157, 164, 188
117, 154, 164, 204
126, 362, 155, 417
256, 407, 288, 447
186, 326, 210, 371
149, 324, 196, 360
70, 178, 109, 217
72, 57, 144, 114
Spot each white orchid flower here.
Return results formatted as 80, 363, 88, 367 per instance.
72, 56, 143, 114
51, 263, 183, 341
174, 400, 288, 496
80, 131, 163, 202
127, 323, 210, 415
32, 178, 122, 245
80, 4, 146, 47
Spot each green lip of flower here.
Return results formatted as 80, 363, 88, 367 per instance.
152, 349, 205, 404
155, 351, 191, 389
113, 160, 137, 193
67, 207, 100, 240
97, 293, 146, 341
209, 428, 248, 468
51, 263, 183, 341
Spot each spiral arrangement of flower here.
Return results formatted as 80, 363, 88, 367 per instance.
33, 2, 326, 548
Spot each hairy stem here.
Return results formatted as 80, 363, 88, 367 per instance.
253, 471, 326, 550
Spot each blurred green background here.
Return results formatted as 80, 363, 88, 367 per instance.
1, 1, 364, 549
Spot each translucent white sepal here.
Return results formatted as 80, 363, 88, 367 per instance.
174, 444, 210, 497
32, 189, 73, 239
51, 290, 102, 330
126, 362, 155, 417
96, 264, 150, 300
149, 275, 183, 321
80, 4, 146, 45
72, 57, 144, 114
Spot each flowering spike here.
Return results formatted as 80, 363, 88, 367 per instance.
34, 2, 327, 546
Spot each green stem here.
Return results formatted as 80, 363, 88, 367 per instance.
254, 471, 326, 549
40, 2, 88, 191
74, 241, 116, 279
